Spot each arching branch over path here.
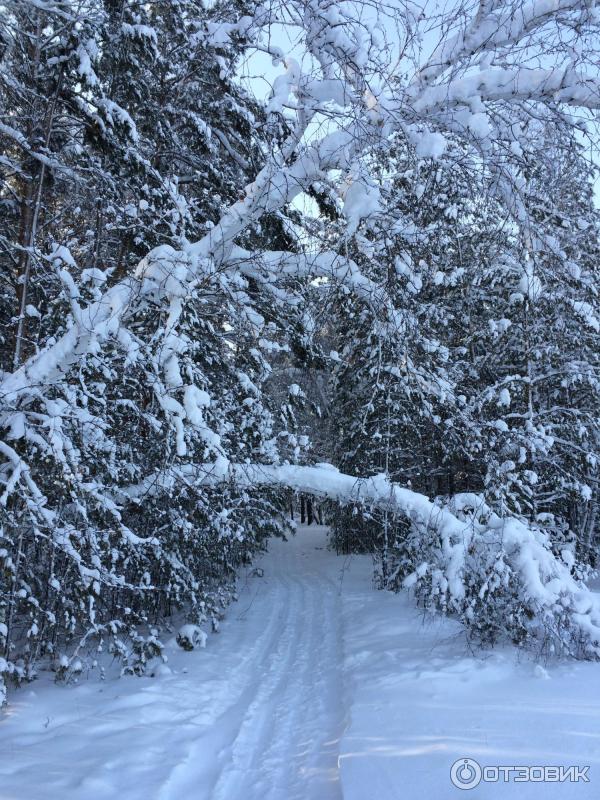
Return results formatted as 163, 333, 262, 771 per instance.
123, 460, 600, 660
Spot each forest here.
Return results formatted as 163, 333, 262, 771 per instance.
1, 0, 600, 707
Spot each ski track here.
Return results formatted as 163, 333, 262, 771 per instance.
0, 526, 345, 800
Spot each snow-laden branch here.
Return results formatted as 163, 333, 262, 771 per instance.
0, 120, 368, 404
0, 279, 136, 403
415, 0, 591, 86
412, 66, 600, 116
122, 460, 600, 658
231, 247, 406, 330
2, 0, 600, 405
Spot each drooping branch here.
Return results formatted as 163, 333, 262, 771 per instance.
121, 460, 600, 657
1, 0, 599, 407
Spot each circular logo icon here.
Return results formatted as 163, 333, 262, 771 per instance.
450, 758, 483, 790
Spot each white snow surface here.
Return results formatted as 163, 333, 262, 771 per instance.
1, 526, 600, 799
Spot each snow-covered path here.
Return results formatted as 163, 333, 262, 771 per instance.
0, 527, 346, 800
193, 527, 345, 800
2, 525, 600, 800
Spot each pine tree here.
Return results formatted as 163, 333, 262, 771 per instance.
327, 136, 489, 572
464, 122, 600, 563
0, 0, 301, 688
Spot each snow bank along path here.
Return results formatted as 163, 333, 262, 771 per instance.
2, 525, 600, 799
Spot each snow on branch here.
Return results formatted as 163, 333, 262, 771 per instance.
2, 0, 599, 405
230, 247, 406, 330
122, 461, 600, 659
412, 67, 600, 116
261, 477, 599, 660
415, 0, 594, 86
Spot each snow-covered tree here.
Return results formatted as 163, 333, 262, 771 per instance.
466, 122, 600, 557
324, 125, 600, 649
0, 0, 299, 689
3, 0, 600, 701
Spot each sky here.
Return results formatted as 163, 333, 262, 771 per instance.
234, 0, 600, 208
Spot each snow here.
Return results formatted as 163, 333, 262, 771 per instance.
572, 300, 600, 332
305, 78, 350, 107
50, 244, 76, 268
498, 387, 511, 407
183, 385, 220, 449
412, 66, 600, 117
340, 556, 600, 800
122, 461, 600, 657
519, 264, 543, 302
80, 267, 107, 286
96, 99, 139, 142
176, 624, 208, 651
1, 526, 600, 799
76, 40, 99, 87
466, 111, 491, 139
342, 174, 381, 235
266, 58, 301, 114
2, 4, 600, 793
415, 131, 447, 159
121, 23, 158, 44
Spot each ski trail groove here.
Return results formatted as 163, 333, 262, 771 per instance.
160, 525, 345, 800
